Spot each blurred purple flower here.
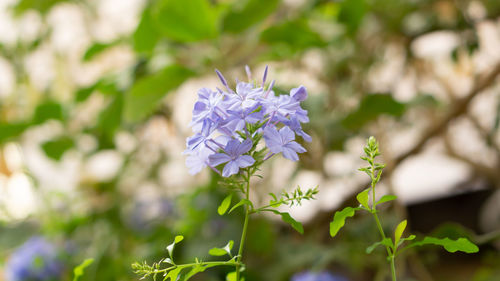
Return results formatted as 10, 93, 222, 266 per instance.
208, 139, 255, 177
5, 237, 64, 281
291, 271, 348, 281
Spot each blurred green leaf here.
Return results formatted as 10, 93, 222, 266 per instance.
41, 136, 74, 160
13, 0, 66, 15
83, 42, 118, 61
133, 8, 160, 54
124, 65, 194, 122
152, 0, 218, 42
261, 19, 326, 51
97, 93, 123, 141
73, 258, 94, 281
218, 194, 232, 215
330, 206, 359, 237
229, 199, 252, 214
0, 122, 30, 143
338, 0, 367, 34
408, 237, 479, 253
366, 237, 392, 254
33, 101, 64, 124
342, 94, 406, 129
222, 0, 280, 33
269, 210, 303, 234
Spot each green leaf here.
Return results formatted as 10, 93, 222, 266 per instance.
83, 42, 118, 61
133, 8, 159, 54
124, 65, 194, 122
96, 93, 123, 141
166, 267, 183, 280
166, 235, 184, 257
338, 0, 367, 35
152, 0, 218, 42
228, 199, 253, 214
0, 122, 30, 143
366, 238, 393, 254
356, 188, 370, 209
375, 195, 397, 206
269, 210, 303, 234
409, 237, 479, 254
222, 0, 280, 33
342, 94, 406, 130
208, 240, 233, 257
261, 19, 326, 51
33, 101, 64, 124
73, 258, 94, 281
218, 194, 232, 215
13, 0, 66, 15
329, 207, 358, 237
41, 137, 74, 161
394, 220, 407, 248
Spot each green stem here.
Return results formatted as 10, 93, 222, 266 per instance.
370, 162, 396, 281
391, 255, 397, 281
235, 173, 251, 281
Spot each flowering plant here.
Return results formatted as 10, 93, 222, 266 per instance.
133, 66, 318, 281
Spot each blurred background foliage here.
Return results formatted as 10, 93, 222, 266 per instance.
1, 0, 500, 280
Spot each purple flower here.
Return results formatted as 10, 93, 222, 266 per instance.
264, 126, 306, 161
285, 116, 312, 142
5, 237, 64, 281
185, 67, 311, 176
208, 139, 255, 177
291, 271, 348, 281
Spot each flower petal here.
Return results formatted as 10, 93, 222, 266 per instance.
235, 155, 255, 168
222, 161, 240, 177
208, 153, 231, 166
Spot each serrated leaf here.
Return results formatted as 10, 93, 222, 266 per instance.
330, 207, 359, 237
409, 237, 479, 253
73, 258, 94, 281
218, 194, 232, 215
356, 188, 370, 209
366, 238, 393, 254
394, 220, 407, 248
228, 199, 252, 214
269, 210, 303, 234
375, 195, 397, 206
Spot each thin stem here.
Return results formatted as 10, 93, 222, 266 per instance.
235, 171, 251, 281
391, 256, 397, 281
370, 161, 396, 281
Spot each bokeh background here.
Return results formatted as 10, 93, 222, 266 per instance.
0, 0, 500, 280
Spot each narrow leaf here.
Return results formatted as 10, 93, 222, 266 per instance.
366, 238, 393, 254
375, 195, 397, 206
73, 258, 94, 281
330, 207, 359, 237
269, 210, 303, 234
394, 220, 407, 248
218, 194, 232, 215
228, 199, 252, 214
409, 237, 479, 253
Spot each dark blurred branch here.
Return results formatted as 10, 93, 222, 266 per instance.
391, 63, 500, 170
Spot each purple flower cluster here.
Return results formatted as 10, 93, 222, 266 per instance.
291, 271, 349, 281
5, 237, 64, 281
185, 67, 311, 177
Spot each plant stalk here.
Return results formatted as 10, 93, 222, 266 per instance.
235, 174, 251, 281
